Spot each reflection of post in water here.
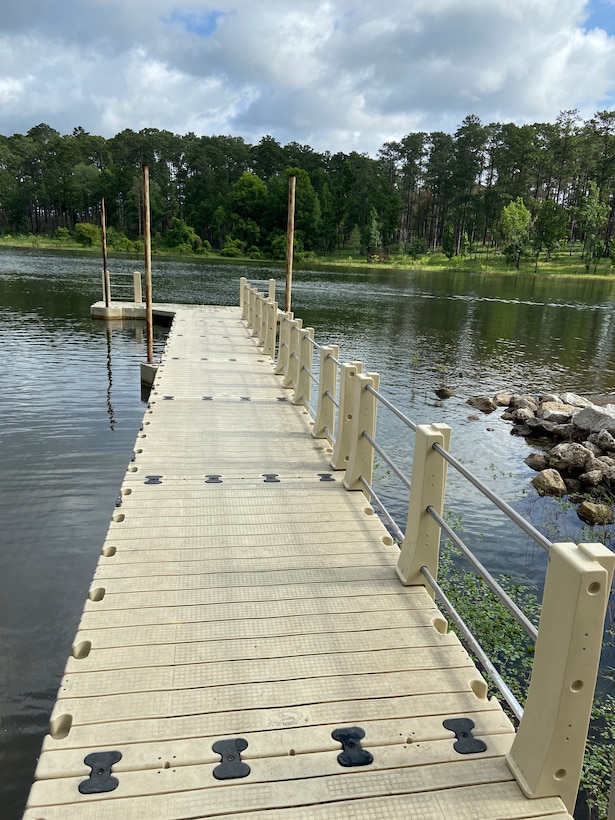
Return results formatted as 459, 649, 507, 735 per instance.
105, 324, 116, 431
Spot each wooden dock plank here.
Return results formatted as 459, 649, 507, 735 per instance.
25, 305, 571, 819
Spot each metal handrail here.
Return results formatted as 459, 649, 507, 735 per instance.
366, 383, 417, 432
432, 442, 552, 553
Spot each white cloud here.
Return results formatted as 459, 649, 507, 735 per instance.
0, 0, 613, 153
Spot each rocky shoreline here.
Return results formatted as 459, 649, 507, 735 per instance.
467, 391, 615, 526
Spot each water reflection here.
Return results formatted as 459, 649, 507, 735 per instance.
1, 248, 615, 818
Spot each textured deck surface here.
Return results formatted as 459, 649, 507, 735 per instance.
24, 305, 571, 819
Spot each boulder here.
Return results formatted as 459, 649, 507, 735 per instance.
467, 396, 497, 414
548, 442, 594, 473
579, 469, 604, 487
537, 401, 575, 424
540, 393, 561, 404
572, 404, 615, 435
588, 430, 615, 452
577, 500, 615, 525
525, 452, 549, 471
435, 387, 455, 399
494, 392, 513, 407
526, 417, 557, 436
512, 407, 535, 423
560, 392, 594, 408
531, 469, 567, 497
510, 395, 539, 412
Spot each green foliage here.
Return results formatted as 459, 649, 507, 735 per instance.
74, 222, 100, 247
500, 197, 533, 268
54, 227, 70, 241
439, 516, 615, 818
219, 236, 244, 257
442, 224, 456, 259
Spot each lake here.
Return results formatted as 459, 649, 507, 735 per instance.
1, 247, 614, 818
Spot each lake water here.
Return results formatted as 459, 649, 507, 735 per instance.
1, 247, 615, 818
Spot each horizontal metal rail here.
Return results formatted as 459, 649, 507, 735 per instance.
362, 431, 411, 492
432, 442, 552, 553
427, 505, 539, 642
366, 384, 417, 432
421, 566, 525, 723
324, 389, 339, 408
359, 476, 405, 542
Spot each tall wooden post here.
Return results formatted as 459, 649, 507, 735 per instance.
143, 165, 154, 365
101, 198, 111, 308
284, 174, 296, 313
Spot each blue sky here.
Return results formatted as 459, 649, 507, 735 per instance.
0, 0, 614, 154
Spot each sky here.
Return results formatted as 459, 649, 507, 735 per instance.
1, 0, 615, 156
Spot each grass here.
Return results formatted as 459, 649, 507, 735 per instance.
2, 233, 615, 279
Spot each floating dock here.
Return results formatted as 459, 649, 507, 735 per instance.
24, 303, 574, 818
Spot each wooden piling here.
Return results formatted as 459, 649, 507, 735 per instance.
284, 174, 296, 313
143, 165, 154, 365
101, 198, 111, 308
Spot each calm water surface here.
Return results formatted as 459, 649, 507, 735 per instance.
1, 248, 615, 817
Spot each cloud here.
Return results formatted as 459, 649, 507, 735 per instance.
0, 0, 614, 154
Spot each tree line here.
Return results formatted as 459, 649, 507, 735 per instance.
1, 110, 615, 266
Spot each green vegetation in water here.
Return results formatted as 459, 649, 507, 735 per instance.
439, 522, 615, 819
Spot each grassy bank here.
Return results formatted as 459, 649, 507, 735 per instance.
1, 233, 614, 280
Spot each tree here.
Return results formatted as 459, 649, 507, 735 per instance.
581, 181, 609, 272
500, 198, 532, 268
363, 206, 382, 259
533, 199, 568, 262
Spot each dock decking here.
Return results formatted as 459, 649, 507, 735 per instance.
24, 304, 571, 819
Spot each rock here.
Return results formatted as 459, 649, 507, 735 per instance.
551, 423, 578, 440
579, 469, 604, 487
588, 430, 615, 452
467, 415, 480, 421
573, 404, 615, 435
548, 442, 594, 473
540, 393, 561, 404
537, 401, 575, 424
602, 466, 615, 486
512, 407, 535, 422
511, 424, 533, 437
582, 440, 603, 457
493, 392, 513, 406
501, 411, 514, 421
531, 469, 567, 497
435, 387, 455, 399
526, 417, 557, 435
564, 478, 583, 495
525, 452, 549, 471
596, 456, 615, 468
577, 500, 615, 525
510, 395, 539, 412
467, 396, 496, 414
561, 392, 593, 408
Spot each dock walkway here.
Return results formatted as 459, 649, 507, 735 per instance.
25, 304, 571, 818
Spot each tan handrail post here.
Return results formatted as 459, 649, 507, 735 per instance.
252, 290, 262, 338
268, 278, 276, 302
275, 312, 293, 377
330, 362, 362, 470
396, 423, 452, 590
284, 319, 303, 390
343, 372, 379, 494
240, 277, 248, 319
293, 327, 314, 407
506, 541, 615, 812
248, 288, 257, 332
313, 345, 339, 442
263, 300, 278, 359
256, 294, 266, 346
133, 271, 142, 304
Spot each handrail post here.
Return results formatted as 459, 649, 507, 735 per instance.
343, 372, 379, 494
257, 294, 268, 347
313, 345, 339, 442
240, 277, 248, 319
268, 278, 276, 302
330, 362, 362, 470
396, 423, 452, 590
275, 312, 293, 377
252, 292, 263, 339
248, 288, 257, 332
284, 318, 303, 390
133, 271, 142, 304
293, 327, 314, 407
506, 541, 615, 812
263, 300, 278, 359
